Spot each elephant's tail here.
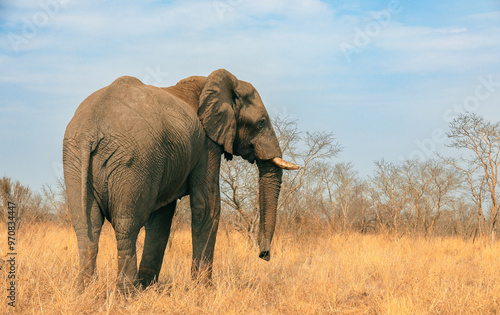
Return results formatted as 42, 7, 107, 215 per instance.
80, 137, 100, 241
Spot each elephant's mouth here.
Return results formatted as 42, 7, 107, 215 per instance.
237, 144, 256, 163
236, 141, 299, 170
244, 153, 256, 163
241, 153, 299, 170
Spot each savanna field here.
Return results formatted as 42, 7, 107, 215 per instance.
0, 222, 499, 314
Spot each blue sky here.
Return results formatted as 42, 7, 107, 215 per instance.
1, 0, 499, 191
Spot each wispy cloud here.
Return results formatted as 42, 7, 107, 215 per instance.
466, 10, 500, 21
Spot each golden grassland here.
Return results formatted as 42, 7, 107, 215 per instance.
0, 222, 499, 314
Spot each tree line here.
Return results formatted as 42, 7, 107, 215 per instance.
219, 112, 500, 244
1, 112, 499, 244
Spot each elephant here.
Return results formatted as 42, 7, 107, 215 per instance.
63, 69, 299, 291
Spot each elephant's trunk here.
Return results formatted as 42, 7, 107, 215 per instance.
256, 160, 283, 261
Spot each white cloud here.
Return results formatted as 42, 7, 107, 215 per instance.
466, 10, 500, 21
0, 103, 31, 113
379, 25, 491, 50
365, 23, 500, 74
240, 0, 331, 16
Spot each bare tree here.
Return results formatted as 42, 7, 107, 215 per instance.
334, 162, 358, 232
424, 161, 461, 237
447, 199, 479, 240
316, 162, 367, 233
220, 157, 260, 248
315, 162, 337, 231
443, 113, 500, 243
399, 160, 461, 237
401, 160, 433, 235
440, 154, 488, 238
370, 159, 411, 236
41, 177, 70, 223
0, 177, 48, 226
279, 131, 342, 213
276, 118, 342, 233
220, 115, 342, 242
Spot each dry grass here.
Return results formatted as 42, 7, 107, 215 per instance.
0, 222, 499, 314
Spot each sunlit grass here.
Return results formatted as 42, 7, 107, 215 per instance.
0, 222, 499, 314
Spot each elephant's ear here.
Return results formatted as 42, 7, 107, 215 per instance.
198, 69, 239, 154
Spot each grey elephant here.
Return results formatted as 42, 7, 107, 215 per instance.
63, 69, 299, 291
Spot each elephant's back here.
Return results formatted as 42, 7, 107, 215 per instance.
66, 76, 201, 142
64, 76, 206, 211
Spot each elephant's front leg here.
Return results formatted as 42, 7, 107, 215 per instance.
190, 192, 220, 283
190, 142, 222, 283
138, 201, 176, 288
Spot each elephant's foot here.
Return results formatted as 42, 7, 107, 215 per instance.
115, 238, 140, 295
77, 269, 98, 292
138, 267, 160, 289
191, 264, 215, 287
116, 276, 139, 295
116, 261, 139, 295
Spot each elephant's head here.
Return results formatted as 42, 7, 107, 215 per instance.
197, 69, 299, 261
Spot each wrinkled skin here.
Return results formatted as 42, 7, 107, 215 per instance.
63, 69, 298, 292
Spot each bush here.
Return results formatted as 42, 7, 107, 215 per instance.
0, 176, 69, 226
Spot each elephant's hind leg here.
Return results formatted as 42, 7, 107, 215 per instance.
73, 200, 104, 289
138, 201, 176, 289
113, 216, 142, 294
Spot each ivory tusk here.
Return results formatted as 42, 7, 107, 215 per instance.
271, 157, 300, 170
